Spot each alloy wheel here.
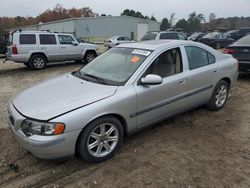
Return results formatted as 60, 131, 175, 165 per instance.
87, 123, 119, 158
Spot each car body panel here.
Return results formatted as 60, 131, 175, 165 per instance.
12, 74, 118, 120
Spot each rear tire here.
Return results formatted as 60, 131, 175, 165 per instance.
78, 116, 124, 163
207, 80, 229, 111
84, 51, 97, 64
29, 54, 47, 70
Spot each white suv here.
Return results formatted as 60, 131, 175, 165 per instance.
6, 30, 98, 69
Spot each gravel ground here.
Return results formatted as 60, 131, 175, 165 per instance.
0, 58, 250, 187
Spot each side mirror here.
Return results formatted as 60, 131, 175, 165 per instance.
72, 41, 78, 46
141, 74, 163, 85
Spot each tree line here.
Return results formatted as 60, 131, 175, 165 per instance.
1, 5, 250, 34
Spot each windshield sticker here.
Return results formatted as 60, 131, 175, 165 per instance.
130, 56, 140, 63
132, 49, 151, 56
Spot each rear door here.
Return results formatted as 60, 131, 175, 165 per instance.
57, 34, 82, 61
39, 34, 59, 62
134, 47, 189, 129
184, 46, 218, 106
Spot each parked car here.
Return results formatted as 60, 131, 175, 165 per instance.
225, 30, 239, 41
141, 31, 187, 41
8, 40, 238, 163
238, 27, 250, 39
0, 35, 8, 54
104, 36, 134, 48
6, 30, 98, 70
188, 32, 206, 42
199, 32, 234, 49
222, 35, 250, 72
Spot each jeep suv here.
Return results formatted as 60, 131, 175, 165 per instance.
6, 30, 98, 69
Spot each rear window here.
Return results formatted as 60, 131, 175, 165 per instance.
20, 34, 36, 44
39, 34, 57, 45
141, 33, 157, 41
160, 33, 178, 39
234, 35, 250, 45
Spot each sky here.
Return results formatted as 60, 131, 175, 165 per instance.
0, 0, 249, 21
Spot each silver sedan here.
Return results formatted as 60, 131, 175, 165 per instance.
8, 40, 238, 163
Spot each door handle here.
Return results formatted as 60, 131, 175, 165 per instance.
213, 70, 219, 73
40, 47, 47, 50
61, 46, 67, 49
178, 80, 186, 84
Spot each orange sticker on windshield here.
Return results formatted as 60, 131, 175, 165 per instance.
130, 56, 140, 63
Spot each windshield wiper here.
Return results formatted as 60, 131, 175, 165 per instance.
83, 73, 108, 85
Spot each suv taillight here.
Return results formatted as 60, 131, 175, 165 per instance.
12, 44, 18, 54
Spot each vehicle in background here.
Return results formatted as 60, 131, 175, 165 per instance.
0, 35, 8, 54
238, 27, 250, 40
199, 32, 234, 49
222, 35, 250, 72
8, 40, 238, 163
140, 31, 187, 41
225, 30, 239, 41
6, 30, 98, 70
188, 32, 206, 42
104, 36, 135, 48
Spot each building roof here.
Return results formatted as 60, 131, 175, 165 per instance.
7, 16, 160, 31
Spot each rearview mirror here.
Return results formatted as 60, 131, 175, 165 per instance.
141, 74, 162, 85
72, 41, 78, 46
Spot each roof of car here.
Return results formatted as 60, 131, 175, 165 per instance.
118, 40, 196, 50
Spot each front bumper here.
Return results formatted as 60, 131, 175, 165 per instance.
8, 102, 80, 159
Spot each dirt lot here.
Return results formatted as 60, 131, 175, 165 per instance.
0, 59, 250, 188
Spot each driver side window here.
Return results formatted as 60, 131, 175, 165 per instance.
145, 47, 183, 78
58, 35, 75, 45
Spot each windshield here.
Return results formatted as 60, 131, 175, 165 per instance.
190, 32, 202, 38
79, 47, 151, 86
141, 33, 157, 41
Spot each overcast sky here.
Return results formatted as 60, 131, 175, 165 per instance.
0, 0, 249, 21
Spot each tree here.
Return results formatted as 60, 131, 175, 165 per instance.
169, 13, 176, 27
209, 13, 216, 22
150, 15, 157, 21
175, 19, 188, 31
121, 9, 153, 20
160, 18, 171, 31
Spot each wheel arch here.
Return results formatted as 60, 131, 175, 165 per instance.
29, 52, 48, 62
220, 77, 231, 88
84, 50, 97, 57
75, 113, 128, 154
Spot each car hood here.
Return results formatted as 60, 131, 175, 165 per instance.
12, 74, 117, 120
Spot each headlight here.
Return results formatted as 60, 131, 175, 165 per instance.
21, 119, 65, 137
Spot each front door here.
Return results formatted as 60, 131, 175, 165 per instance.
57, 35, 82, 61
134, 47, 189, 129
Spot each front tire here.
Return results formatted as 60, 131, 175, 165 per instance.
84, 51, 97, 64
78, 116, 124, 163
29, 55, 47, 70
207, 80, 229, 111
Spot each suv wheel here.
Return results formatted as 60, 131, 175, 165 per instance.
207, 80, 229, 111
78, 116, 124, 163
29, 55, 47, 70
84, 51, 97, 64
